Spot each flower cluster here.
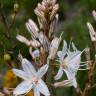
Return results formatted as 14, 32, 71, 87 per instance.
12, 0, 89, 96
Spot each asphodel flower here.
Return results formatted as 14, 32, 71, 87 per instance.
12, 58, 50, 96
54, 41, 88, 88
17, 18, 50, 52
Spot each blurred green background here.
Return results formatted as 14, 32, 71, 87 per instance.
0, 0, 96, 96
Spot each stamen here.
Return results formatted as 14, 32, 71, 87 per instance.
79, 64, 87, 66
78, 68, 89, 70
80, 62, 86, 63
32, 76, 39, 84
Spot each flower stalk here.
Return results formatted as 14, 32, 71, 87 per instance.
8, 0, 96, 96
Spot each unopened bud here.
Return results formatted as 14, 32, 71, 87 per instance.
16, 35, 30, 46
4, 53, 11, 61
14, 3, 19, 12
49, 37, 61, 59
92, 10, 96, 20
87, 22, 96, 42
54, 80, 72, 88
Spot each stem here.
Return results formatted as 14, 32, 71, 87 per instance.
81, 43, 96, 96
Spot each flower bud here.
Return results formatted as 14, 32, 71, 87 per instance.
54, 80, 72, 88
92, 10, 96, 20
26, 19, 39, 39
4, 53, 11, 61
87, 22, 96, 42
50, 4, 59, 21
14, 3, 19, 12
49, 37, 61, 59
30, 40, 41, 48
16, 35, 30, 46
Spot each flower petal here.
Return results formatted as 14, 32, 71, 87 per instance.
57, 40, 67, 61
66, 51, 81, 71
72, 42, 77, 51
54, 67, 63, 80
37, 79, 50, 96
68, 51, 81, 70
32, 50, 40, 58
64, 68, 75, 79
72, 78, 77, 88
57, 51, 62, 58
22, 58, 36, 76
67, 50, 80, 60
34, 88, 40, 96
63, 70, 77, 88
37, 64, 49, 78
13, 81, 33, 95
12, 69, 29, 80
61, 40, 67, 56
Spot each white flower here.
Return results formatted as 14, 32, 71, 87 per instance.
55, 41, 87, 88
12, 58, 50, 96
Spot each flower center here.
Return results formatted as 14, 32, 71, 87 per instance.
32, 76, 38, 84
61, 59, 68, 69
